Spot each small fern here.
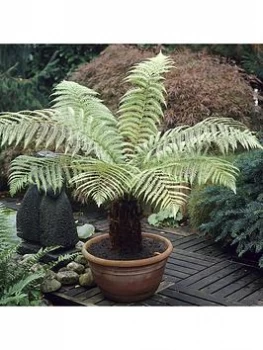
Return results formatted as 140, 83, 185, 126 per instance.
0, 204, 77, 306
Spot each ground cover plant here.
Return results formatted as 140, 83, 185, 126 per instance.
0, 52, 262, 257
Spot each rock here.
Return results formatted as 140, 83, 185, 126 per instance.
44, 270, 57, 280
17, 184, 79, 249
77, 224, 95, 240
67, 261, 85, 275
41, 279, 62, 293
39, 189, 79, 248
57, 271, 79, 285
30, 263, 44, 272
16, 185, 42, 244
58, 267, 69, 273
75, 241, 84, 251
79, 269, 96, 287
74, 255, 87, 265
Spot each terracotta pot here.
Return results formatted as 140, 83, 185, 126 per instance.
82, 232, 173, 303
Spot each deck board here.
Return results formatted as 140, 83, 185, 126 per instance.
45, 220, 263, 306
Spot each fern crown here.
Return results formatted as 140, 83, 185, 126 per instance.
0, 52, 262, 214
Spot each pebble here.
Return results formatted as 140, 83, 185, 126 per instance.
79, 269, 96, 287
74, 255, 87, 265
57, 271, 79, 285
67, 261, 85, 274
75, 241, 84, 251
41, 279, 62, 293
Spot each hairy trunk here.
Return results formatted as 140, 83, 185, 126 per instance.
109, 196, 142, 253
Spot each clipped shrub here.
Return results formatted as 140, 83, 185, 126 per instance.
188, 149, 263, 266
70, 45, 255, 129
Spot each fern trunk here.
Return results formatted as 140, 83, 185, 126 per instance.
109, 196, 142, 253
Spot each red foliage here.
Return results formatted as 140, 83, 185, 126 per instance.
70, 45, 255, 128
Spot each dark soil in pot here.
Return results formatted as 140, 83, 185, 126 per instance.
88, 236, 166, 260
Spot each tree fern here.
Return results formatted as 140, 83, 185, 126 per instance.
0, 53, 262, 253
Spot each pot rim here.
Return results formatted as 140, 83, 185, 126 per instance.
82, 232, 173, 267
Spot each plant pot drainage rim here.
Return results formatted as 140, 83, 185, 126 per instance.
82, 232, 173, 267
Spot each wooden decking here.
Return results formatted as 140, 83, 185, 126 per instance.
46, 219, 263, 306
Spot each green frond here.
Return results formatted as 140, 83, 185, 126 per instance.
0, 109, 56, 149
118, 52, 173, 155
159, 156, 239, 192
52, 81, 124, 162
132, 168, 189, 214
134, 117, 263, 163
69, 159, 138, 207
8, 154, 78, 196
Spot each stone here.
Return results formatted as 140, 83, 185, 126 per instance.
39, 189, 79, 248
16, 185, 42, 244
57, 271, 79, 285
16, 183, 79, 249
30, 263, 43, 272
67, 261, 85, 275
41, 279, 62, 293
44, 270, 57, 280
77, 224, 95, 240
74, 255, 87, 265
58, 267, 69, 273
79, 269, 96, 287
75, 241, 84, 251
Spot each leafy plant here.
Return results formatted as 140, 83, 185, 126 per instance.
148, 207, 183, 228
189, 149, 263, 266
0, 203, 78, 306
0, 52, 262, 255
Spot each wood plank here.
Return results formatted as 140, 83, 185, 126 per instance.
164, 267, 191, 280
201, 268, 252, 294
182, 241, 218, 253
76, 291, 106, 305
64, 286, 89, 298
155, 280, 175, 293
240, 286, 263, 305
166, 262, 200, 275
173, 248, 221, 263
192, 245, 228, 258
170, 251, 215, 267
212, 273, 262, 300
175, 237, 212, 250
168, 256, 206, 271
225, 276, 263, 303
145, 293, 193, 306
173, 235, 202, 245
177, 260, 236, 288
160, 287, 230, 306
184, 264, 244, 291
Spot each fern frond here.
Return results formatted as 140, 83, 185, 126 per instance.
132, 168, 189, 215
135, 117, 263, 162
69, 159, 138, 206
141, 155, 239, 192
8, 154, 78, 196
0, 109, 56, 148
52, 81, 124, 162
118, 52, 173, 155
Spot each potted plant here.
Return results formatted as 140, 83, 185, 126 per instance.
0, 52, 262, 302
